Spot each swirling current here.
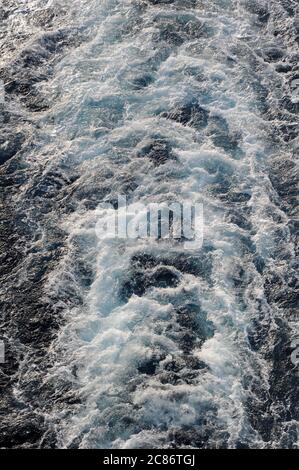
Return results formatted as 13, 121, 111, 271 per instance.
0, 0, 298, 449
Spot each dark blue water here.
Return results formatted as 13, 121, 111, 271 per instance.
0, 0, 298, 449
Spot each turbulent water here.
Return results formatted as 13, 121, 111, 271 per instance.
0, 0, 298, 449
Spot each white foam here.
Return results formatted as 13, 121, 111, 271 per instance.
13, 0, 295, 449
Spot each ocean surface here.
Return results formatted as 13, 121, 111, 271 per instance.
0, 0, 298, 449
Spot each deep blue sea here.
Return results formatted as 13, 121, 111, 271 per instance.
0, 0, 298, 449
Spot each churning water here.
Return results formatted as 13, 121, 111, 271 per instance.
0, 0, 298, 449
